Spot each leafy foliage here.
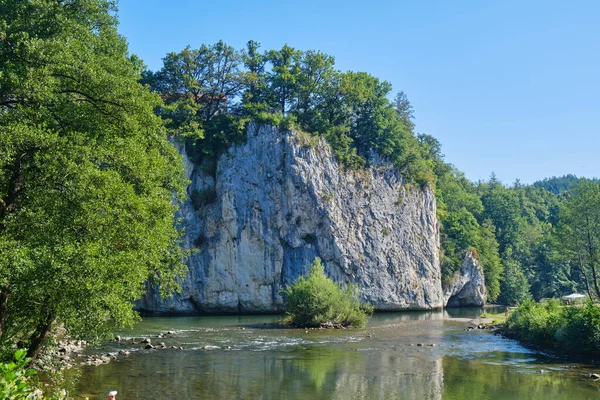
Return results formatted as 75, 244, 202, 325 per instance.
0, 0, 187, 360
145, 41, 435, 185
506, 300, 600, 357
498, 255, 531, 306
532, 174, 600, 195
555, 180, 600, 298
0, 349, 66, 399
0, 349, 36, 399
505, 299, 565, 349
281, 258, 373, 328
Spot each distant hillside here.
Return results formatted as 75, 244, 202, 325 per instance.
532, 174, 600, 195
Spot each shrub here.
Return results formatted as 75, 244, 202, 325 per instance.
1, 350, 71, 400
1, 349, 37, 399
295, 129, 320, 148
558, 301, 600, 355
506, 299, 565, 348
506, 299, 600, 357
281, 258, 373, 328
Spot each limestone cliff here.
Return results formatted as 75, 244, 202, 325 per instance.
443, 251, 487, 307
138, 123, 444, 313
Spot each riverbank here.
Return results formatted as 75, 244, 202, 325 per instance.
500, 300, 600, 364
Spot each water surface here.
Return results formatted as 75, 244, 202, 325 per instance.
69, 309, 600, 399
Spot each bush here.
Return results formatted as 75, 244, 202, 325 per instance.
1, 350, 70, 400
281, 258, 373, 328
1, 349, 37, 399
506, 299, 565, 348
506, 299, 600, 357
558, 301, 600, 355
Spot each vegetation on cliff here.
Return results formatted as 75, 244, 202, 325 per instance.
281, 258, 373, 328
142, 41, 434, 185
0, 0, 187, 362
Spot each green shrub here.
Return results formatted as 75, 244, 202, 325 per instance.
281, 258, 373, 328
1, 350, 71, 400
1, 349, 37, 399
295, 129, 320, 148
252, 111, 283, 127
506, 299, 565, 348
558, 301, 600, 355
506, 299, 600, 357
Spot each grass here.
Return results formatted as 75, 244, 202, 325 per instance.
480, 310, 509, 325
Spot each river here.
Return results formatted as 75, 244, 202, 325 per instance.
67, 308, 600, 399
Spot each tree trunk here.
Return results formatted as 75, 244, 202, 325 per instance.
0, 284, 11, 338
585, 224, 600, 298
577, 255, 593, 299
26, 311, 55, 365
0, 156, 23, 227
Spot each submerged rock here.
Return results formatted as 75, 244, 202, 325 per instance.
138, 124, 442, 313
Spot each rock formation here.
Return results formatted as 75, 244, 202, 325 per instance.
138, 123, 462, 314
443, 251, 487, 307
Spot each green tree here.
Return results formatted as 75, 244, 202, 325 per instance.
555, 180, 600, 298
241, 40, 269, 115
267, 44, 303, 114
476, 219, 503, 301
498, 253, 531, 305
294, 50, 336, 129
147, 41, 246, 130
0, 0, 187, 361
147, 41, 249, 167
394, 91, 415, 132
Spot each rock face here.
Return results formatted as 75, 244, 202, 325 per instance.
138, 124, 443, 313
443, 251, 487, 307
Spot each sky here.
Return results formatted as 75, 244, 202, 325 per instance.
116, 0, 599, 185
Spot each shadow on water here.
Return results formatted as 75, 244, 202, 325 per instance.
67, 310, 600, 400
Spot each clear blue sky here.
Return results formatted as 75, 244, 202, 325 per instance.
117, 0, 599, 184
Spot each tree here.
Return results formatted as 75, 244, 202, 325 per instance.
294, 50, 336, 128
498, 253, 531, 306
147, 41, 246, 130
556, 180, 600, 298
267, 44, 303, 114
394, 91, 415, 132
0, 0, 187, 361
241, 40, 269, 115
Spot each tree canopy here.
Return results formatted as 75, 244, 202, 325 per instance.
0, 0, 187, 361
144, 41, 434, 185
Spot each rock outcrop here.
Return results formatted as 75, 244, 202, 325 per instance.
138, 124, 443, 313
443, 251, 487, 307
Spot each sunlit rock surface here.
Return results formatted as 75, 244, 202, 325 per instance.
138, 123, 443, 313
443, 252, 487, 307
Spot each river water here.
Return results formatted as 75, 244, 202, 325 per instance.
68, 308, 600, 399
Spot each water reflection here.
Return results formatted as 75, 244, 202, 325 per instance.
69, 311, 600, 400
